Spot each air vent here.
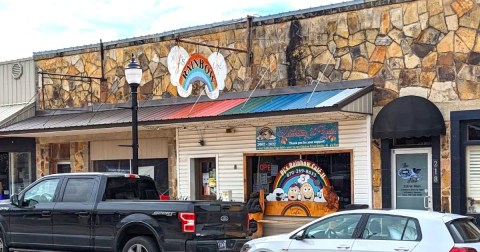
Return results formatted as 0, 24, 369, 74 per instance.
11, 63, 23, 79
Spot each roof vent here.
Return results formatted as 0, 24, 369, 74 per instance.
11, 63, 23, 79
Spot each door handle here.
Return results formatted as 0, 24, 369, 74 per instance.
424, 196, 431, 210
394, 248, 410, 252
42, 211, 51, 217
336, 245, 350, 249
75, 211, 89, 216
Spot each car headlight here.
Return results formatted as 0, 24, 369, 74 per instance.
241, 243, 252, 252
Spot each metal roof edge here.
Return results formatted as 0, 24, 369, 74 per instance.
33, 78, 373, 116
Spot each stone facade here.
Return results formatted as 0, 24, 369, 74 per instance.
33, 0, 480, 208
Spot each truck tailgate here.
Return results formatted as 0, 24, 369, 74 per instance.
194, 202, 248, 239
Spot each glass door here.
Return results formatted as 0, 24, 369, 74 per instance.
391, 148, 432, 210
195, 158, 217, 200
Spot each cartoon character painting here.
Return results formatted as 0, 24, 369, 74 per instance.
300, 182, 315, 201
287, 183, 301, 201
265, 160, 338, 209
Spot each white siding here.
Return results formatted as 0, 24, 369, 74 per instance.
0, 58, 36, 105
177, 116, 371, 205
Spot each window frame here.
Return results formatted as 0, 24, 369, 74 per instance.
60, 177, 96, 203
22, 178, 61, 206
360, 214, 422, 242
295, 213, 364, 240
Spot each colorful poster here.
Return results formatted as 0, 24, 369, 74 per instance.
256, 123, 339, 150
264, 160, 339, 217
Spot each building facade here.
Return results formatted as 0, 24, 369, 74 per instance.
0, 0, 479, 222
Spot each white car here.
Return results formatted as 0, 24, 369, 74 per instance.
241, 209, 480, 252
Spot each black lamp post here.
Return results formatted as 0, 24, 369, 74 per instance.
125, 54, 142, 174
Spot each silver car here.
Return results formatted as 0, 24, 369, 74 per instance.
241, 209, 480, 252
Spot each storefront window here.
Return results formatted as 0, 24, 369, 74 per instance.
0, 153, 8, 199
247, 152, 351, 209
467, 146, 480, 214
468, 122, 480, 141
93, 159, 169, 196
9, 152, 33, 195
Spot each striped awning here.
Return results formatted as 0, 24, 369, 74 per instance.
0, 82, 373, 134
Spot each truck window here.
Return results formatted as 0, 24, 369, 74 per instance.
61, 178, 95, 202
103, 177, 159, 200
23, 178, 60, 206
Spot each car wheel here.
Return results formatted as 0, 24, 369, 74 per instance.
122, 236, 161, 252
0, 231, 7, 252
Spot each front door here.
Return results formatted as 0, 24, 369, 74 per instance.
392, 148, 432, 210
195, 158, 217, 200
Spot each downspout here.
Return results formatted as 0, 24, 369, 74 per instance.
246, 15, 253, 67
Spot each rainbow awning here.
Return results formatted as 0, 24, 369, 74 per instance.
0, 80, 373, 135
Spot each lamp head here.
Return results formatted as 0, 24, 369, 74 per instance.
125, 53, 142, 87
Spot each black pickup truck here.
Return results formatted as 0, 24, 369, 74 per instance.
0, 173, 250, 252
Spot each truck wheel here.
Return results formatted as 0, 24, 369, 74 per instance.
122, 236, 161, 252
0, 231, 7, 252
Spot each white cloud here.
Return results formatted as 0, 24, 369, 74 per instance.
0, 0, 348, 61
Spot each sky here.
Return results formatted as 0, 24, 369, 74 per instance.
0, 0, 350, 62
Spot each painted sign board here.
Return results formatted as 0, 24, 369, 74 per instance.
265, 160, 339, 217
256, 123, 339, 150
167, 46, 226, 99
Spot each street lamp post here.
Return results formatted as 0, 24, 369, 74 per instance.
125, 54, 142, 174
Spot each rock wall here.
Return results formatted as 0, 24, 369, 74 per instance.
36, 0, 480, 109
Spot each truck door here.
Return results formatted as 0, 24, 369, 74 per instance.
52, 177, 97, 250
9, 178, 61, 249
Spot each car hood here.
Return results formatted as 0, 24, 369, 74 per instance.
250, 234, 290, 244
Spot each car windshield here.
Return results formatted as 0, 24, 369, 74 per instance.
449, 219, 480, 243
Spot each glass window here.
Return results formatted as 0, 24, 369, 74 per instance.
103, 177, 158, 200
10, 152, 33, 195
62, 178, 95, 202
466, 146, 480, 213
467, 122, 480, 141
23, 178, 60, 206
361, 214, 420, 241
247, 153, 351, 209
303, 214, 362, 239
449, 219, 480, 243
93, 159, 169, 196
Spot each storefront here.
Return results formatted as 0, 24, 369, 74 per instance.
373, 96, 446, 211
175, 80, 373, 235
0, 138, 36, 199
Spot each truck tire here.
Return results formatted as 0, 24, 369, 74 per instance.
122, 236, 161, 252
0, 231, 7, 252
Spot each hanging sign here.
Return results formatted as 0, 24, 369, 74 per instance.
256, 123, 339, 150
265, 160, 339, 217
167, 46, 227, 99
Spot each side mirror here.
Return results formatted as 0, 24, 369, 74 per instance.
10, 194, 19, 207
292, 230, 305, 240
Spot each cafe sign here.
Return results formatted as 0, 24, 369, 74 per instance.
167, 46, 227, 99
256, 123, 339, 150
264, 160, 339, 217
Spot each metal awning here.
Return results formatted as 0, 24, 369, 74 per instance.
0, 79, 373, 136
373, 95, 446, 139
0, 102, 35, 128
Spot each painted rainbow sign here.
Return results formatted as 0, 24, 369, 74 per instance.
179, 54, 217, 93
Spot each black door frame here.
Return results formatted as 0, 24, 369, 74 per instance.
451, 110, 480, 214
